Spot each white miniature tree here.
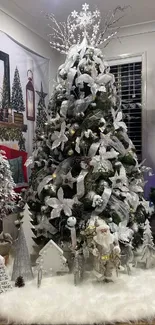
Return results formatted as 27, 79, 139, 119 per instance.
0, 255, 12, 293
141, 219, 155, 268
36, 239, 69, 275
0, 151, 16, 221
11, 225, 33, 282
20, 203, 36, 256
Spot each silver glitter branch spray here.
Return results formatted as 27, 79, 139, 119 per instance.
46, 3, 128, 54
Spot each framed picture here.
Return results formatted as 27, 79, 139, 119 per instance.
0, 51, 10, 122
26, 70, 35, 121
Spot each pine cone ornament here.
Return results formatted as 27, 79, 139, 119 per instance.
15, 276, 25, 288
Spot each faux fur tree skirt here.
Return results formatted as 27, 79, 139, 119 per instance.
0, 269, 155, 324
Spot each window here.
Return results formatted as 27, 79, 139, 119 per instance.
110, 59, 142, 161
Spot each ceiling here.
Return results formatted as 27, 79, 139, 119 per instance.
1, 0, 155, 40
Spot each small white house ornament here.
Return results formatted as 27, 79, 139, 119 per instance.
36, 240, 69, 275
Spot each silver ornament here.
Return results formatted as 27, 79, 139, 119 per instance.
67, 216, 77, 228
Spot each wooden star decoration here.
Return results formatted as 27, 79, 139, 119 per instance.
36, 82, 48, 106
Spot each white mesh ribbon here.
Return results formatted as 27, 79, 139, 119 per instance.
95, 186, 112, 214
88, 142, 100, 157
60, 100, 69, 117
70, 227, 77, 249
37, 175, 53, 197
110, 136, 126, 155
124, 192, 139, 212
75, 137, 81, 153
110, 195, 130, 222
77, 170, 88, 198
73, 96, 93, 115
67, 68, 77, 93
25, 156, 34, 167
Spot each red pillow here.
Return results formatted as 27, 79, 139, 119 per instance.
0, 145, 28, 192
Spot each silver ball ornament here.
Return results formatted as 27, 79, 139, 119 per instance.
67, 216, 77, 228
73, 123, 79, 130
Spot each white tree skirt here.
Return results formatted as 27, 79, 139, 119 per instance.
0, 269, 155, 324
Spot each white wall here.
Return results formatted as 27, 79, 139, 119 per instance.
0, 9, 61, 93
103, 22, 155, 171
0, 9, 62, 155
1, 9, 155, 171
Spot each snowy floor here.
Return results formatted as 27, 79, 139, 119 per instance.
0, 268, 155, 324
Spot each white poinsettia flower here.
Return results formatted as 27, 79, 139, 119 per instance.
110, 163, 128, 189
109, 221, 134, 243
76, 73, 107, 97
75, 137, 81, 153
99, 146, 119, 160
111, 108, 127, 132
90, 155, 112, 173
88, 132, 113, 158
61, 171, 76, 189
46, 187, 74, 219
52, 121, 68, 150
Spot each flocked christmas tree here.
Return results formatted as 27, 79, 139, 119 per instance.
141, 219, 155, 268
0, 150, 16, 224
25, 4, 150, 250
0, 255, 12, 293
11, 67, 25, 112
11, 225, 33, 282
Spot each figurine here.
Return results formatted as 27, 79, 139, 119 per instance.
91, 221, 120, 282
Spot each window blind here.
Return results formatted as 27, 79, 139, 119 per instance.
110, 61, 142, 161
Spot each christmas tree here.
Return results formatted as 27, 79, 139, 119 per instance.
15, 276, 25, 287
11, 225, 33, 282
25, 4, 150, 250
11, 67, 25, 112
20, 203, 36, 256
141, 219, 155, 268
0, 150, 16, 222
0, 255, 12, 293
35, 82, 48, 135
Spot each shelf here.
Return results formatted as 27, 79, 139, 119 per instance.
0, 122, 27, 132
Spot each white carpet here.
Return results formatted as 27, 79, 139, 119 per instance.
0, 269, 155, 324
